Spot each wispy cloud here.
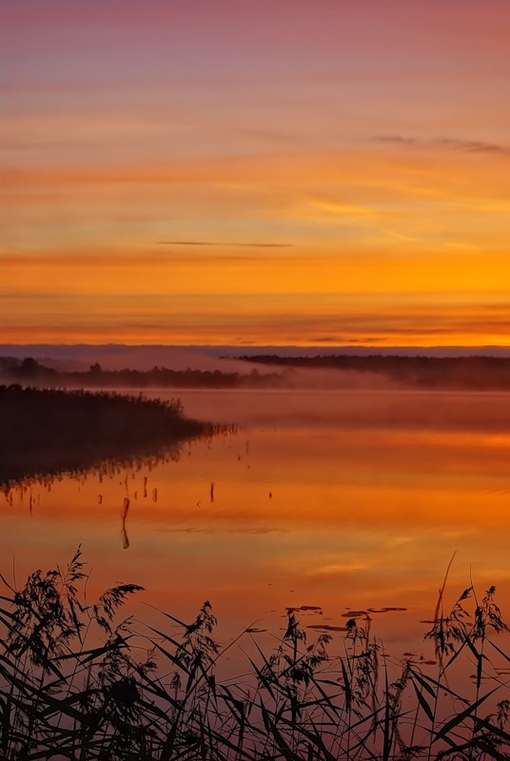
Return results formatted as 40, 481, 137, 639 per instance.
158, 240, 294, 248
307, 335, 386, 344
374, 135, 510, 156
435, 138, 510, 155
376, 135, 417, 145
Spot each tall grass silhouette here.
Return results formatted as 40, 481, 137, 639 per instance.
0, 385, 224, 486
1, 548, 509, 760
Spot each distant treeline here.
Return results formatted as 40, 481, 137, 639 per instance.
0, 357, 287, 389
0, 385, 210, 485
237, 354, 510, 390
4, 354, 510, 391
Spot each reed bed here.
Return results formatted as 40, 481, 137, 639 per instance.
1, 548, 509, 760
0, 385, 228, 486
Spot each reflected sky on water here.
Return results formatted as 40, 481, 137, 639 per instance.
2, 388, 510, 659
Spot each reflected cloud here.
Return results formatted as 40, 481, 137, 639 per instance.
167, 526, 288, 535
305, 562, 370, 577
4, 387, 510, 656
227, 527, 288, 534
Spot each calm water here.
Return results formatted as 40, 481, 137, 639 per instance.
2, 388, 510, 661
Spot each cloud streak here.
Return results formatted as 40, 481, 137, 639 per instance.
375, 135, 510, 156
158, 240, 294, 248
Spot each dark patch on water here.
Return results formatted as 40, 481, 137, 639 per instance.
285, 605, 323, 612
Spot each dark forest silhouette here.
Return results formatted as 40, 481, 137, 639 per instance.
236, 354, 510, 390
4, 354, 510, 390
0, 357, 286, 389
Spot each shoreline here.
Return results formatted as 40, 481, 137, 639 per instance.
0, 385, 212, 486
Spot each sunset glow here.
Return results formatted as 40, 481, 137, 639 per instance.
2, 0, 510, 346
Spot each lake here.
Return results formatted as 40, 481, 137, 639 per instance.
2, 387, 510, 665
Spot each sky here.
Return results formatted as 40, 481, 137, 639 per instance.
2, 0, 510, 348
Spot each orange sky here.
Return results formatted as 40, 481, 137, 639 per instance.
2, 0, 510, 347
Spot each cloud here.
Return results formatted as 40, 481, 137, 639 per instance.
305, 336, 386, 345
373, 135, 510, 156
375, 135, 417, 145
158, 240, 294, 248
306, 336, 341, 344
434, 138, 510, 155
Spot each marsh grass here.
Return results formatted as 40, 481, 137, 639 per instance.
0, 385, 222, 487
1, 549, 509, 760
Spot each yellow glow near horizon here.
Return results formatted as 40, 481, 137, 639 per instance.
3, 2, 510, 347
4, 243, 510, 345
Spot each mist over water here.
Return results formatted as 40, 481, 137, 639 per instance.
2, 386, 510, 660
158, 385, 510, 433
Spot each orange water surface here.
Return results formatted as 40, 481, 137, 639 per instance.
2, 389, 510, 665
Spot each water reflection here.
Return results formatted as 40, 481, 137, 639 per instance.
121, 497, 130, 549
1, 389, 510, 661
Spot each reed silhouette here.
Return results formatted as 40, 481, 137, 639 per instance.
1, 549, 509, 760
0, 385, 214, 486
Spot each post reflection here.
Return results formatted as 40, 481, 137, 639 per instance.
1, 389, 510, 660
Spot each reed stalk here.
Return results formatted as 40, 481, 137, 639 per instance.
1, 549, 510, 760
